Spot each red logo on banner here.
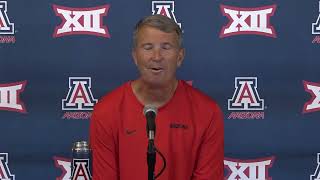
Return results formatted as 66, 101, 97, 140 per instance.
71, 159, 92, 180
52, 4, 110, 38
152, 1, 181, 28
62, 77, 97, 119
54, 156, 71, 180
0, 1, 15, 43
0, 81, 27, 113
228, 77, 265, 119
312, 1, 320, 35
0, 153, 15, 180
312, 1, 320, 43
311, 153, 320, 180
220, 4, 277, 38
224, 156, 274, 180
62, 77, 97, 111
303, 80, 320, 113
228, 77, 264, 110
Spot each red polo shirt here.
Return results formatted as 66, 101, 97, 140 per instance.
90, 80, 224, 180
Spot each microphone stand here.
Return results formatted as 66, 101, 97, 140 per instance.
144, 106, 157, 180
147, 138, 156, 180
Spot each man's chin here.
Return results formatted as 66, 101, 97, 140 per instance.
141, 78, 169, 88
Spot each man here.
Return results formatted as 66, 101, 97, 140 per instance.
90, 14, 224, 180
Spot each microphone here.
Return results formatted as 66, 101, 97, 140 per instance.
143, 105, 157, 140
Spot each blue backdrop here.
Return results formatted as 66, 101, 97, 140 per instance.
1, 0, 320, 179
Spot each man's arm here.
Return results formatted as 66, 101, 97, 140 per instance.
192, 104, 224, 180
90, 106, 119, 180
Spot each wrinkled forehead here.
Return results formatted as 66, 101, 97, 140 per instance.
135, 25, 179, 44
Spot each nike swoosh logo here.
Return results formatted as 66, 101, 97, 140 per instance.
125, 129, 137, 135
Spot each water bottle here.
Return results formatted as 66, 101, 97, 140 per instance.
71, 141, 92, 180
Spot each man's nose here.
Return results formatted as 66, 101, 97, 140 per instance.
152, 48, 163, 61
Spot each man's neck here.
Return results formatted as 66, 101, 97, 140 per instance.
132, 79, 178, 108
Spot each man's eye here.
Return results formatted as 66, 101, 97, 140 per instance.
162, 44, 172, 50
143, 44, 153, 50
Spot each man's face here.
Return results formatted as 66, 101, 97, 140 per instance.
132, 25, 185, 87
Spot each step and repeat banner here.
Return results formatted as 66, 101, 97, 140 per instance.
1, 0, 320, 179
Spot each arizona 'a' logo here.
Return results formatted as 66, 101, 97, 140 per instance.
0, 153, 15, 180
312, 1, 320, 35
54, 156, 71, 180
311, 153, 320, 180
152, 1, 181, 28
71, 159, 92, 180
0, 81, 27, 113
0, 1, 14, 35
312, 1, 320, 43
220, 4, 277, 38
228, 77, 264, 111
224, 156, 274, 180
52, 4, 110, 38
303, 81, 320, 113
62, 77, 97, 111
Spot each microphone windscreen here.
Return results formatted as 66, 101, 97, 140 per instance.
143, 105, 157, 116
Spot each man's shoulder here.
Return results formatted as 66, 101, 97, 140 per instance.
181, 80, 219, 110
94, 82, 129, 112
181, 81, 223, 127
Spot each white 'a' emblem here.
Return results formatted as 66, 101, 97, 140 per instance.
312, 1, 320, 35
311, 153, 320, 180
62, 77, 97, 111
228, 77, 264, 110
0, 153, 15, 180
0, 1, 14, 35
71, 159, 92, 180
152, 1, 181, 28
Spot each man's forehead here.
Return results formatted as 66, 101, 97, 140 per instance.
137, 27, 178, 41
138, 25, 177, 36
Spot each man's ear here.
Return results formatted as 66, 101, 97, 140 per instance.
177, 48, 185, 67
132, 49, 138, 66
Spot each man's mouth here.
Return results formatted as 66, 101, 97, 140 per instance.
149, 67, 163, 73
